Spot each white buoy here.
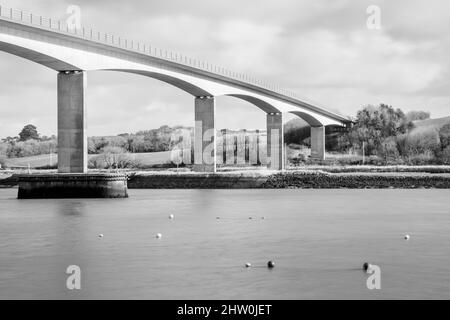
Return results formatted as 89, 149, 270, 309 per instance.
98, 234, 104, 238
156, 233, 162, 239
169, 214, 174, 220
245, 263, 251, 268
404, 234, 410, 240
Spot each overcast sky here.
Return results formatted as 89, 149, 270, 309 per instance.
0, 0, 449, 137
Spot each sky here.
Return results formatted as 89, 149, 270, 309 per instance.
0, 0, 449, 137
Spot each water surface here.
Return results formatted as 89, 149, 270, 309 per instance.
0, 189, 449, 299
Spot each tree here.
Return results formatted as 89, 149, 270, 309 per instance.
19, 124, 39, 141
406, 110, 431, 122
439, 123, 450, 150
405, 127, 440, 156
348, 104, 410, 155
379, 136, 400, 163
0, 142, 7, 168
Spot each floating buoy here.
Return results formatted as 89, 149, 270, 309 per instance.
267, 261, 275, 268
216, 217, 220, 219
363, 262, 372, 272
98, 234, 104, 238
169, 214, 174, 220
249, 217, 252, 220
156, 233, 162, 239
261, 216, 265, 220
245, 263, 251, 268
404, 234, 410, 240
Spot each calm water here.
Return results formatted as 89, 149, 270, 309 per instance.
0, 188, 449, 299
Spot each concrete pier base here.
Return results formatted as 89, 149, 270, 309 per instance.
194, 96, 216, 172
311, 126, 325, 160
267, 113, 284, 170
17, 173, 128, 199
58, 71, 87, 174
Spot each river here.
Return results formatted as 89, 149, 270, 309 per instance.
0, 188, 449, 299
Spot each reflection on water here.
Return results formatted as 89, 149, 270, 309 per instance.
0, 188, 449, 299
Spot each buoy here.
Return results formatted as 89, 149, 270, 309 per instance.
404, 234, 410, 240
98, 234, 104, 238
363, 262, 371, 272
245, 263, 251, 268
261, 216, 265, 220
216, 217, 220, 220
156, 233, 162, 239
267, 261, 275, 268
249, 217, 252, 220
169, 214, 174, 219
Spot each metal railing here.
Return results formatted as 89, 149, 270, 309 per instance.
0, 5, 349, 121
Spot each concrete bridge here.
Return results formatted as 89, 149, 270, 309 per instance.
0, 7, 351, 174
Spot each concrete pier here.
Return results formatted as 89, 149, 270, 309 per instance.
58, 71, 87, 173
17, 174, 128, 199
267, 113, 284, 170
311, 126, 325, 160
194, 96, 216, 172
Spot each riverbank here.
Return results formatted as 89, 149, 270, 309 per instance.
127, 170, 450, 189
2, 168, 450, 189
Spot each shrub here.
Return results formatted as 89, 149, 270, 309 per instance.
6, 139, 57, 158
378, 137, 400, 164
0, 142, 7, 168
405, 127, 440, 156
439, 145, 450, 165
405, 150, 435, 165
439, 124, 450, 149
0, 155, 6, 169
89, 147, 140, 169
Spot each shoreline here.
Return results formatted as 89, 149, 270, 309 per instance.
3, 168, 450, 189
127, 170, 450, 189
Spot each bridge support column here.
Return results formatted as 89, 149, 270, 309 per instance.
57, 71, 87, 173
311, 126, 325, 160
267, 113, 284, 170
193, 96, 216, 172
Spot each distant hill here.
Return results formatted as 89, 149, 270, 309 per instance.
412, 116, 450, 131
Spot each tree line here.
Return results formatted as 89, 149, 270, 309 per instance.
1, 105, 450, 167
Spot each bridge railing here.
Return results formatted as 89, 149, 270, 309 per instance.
0, 5, 348, 120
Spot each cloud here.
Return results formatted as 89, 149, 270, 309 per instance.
0, 0, 450, 138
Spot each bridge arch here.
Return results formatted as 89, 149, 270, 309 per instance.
289, 111, 323, 127
102, 69, 213, 97
224, 94, 281, 114
0, 40, 80, 70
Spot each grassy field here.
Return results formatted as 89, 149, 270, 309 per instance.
5, 151, 173, 169
413, 116, 450, 129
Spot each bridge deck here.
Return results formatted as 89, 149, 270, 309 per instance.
0, 5, 350, 124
